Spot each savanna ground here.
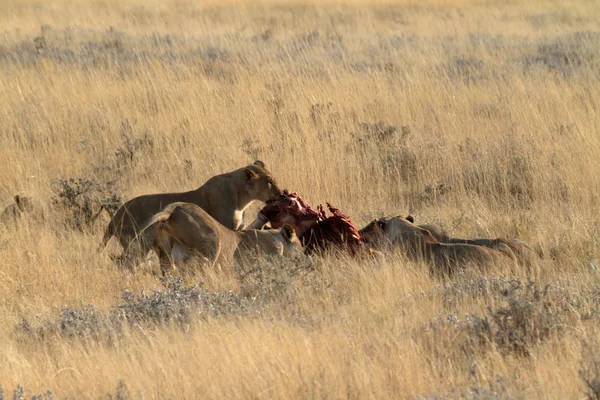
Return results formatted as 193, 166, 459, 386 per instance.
1, 0, 600, 398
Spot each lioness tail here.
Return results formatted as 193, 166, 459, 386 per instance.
134, 202, 185, 244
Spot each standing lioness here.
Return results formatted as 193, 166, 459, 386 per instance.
101, 160, 282, 264
138, 202, 302, 275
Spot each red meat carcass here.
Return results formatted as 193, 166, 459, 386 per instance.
247, 190, 363, 255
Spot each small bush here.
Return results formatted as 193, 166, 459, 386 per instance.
108, 380, 131, 400
15, 277, 252, 345
460, 132, 537, 205
0, 385, 54, 400
415, 376, 518, 400
238, 254, 315, 300
580, 340, 600, 400
51, 177, 124, 231
479, 280, 579, 356
113, 127, 154, 171
92, 125, 155, 184
442, 57, 487, 85
351, 122, 419, 184
423, 279, 582, 358
0, 381, 138, 399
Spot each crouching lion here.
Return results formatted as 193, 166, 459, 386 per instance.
0, 195, 34, 227
405, 216, 538, 273
101, 160, 282, 265
359, 216, 517, 277
137, 202, 302, 276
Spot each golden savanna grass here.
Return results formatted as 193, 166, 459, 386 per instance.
1, 0, 600, 397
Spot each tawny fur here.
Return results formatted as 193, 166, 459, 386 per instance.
359, 216, 518, 276
407, 218, 538, 273
101, 160, 282, 265
136, 202, 302, 276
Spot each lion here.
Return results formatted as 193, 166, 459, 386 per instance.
136, 202, 302, 276
101, 160, 282, 264
359, 216, 517, 276
0, 195, 34, 227
405, 216, 538, 272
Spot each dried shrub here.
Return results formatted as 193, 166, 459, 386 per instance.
309, 102, 333, 126
419, 182, 452, 203
442, 57, 487, 85
117, 277, 248, 324
308, 102, 343, 143
240, 137, 274, 160
580, 340, 600, 400
429, 276, 525, 309
422, 279, 582, 359
108, 380, 131, 400
238, 254, 315, 300
92, 123, 155, 183
522, 33, 600, 78
421, 312, 489, 361
460, 132, 536, 205
415, 376, 517, 400
472, 103, 501, 119
0, 384, 54, 400
480, 281, 579, 356
114, 131, 154, 171
51, 177, 124, 231
0, 381, 138, 400
355, 121, 399, 144
15, 257, 321, 345
490, 283, 560, 356
112, 121, 154, 172
15, 277, 252, 345
17, 303, 122, 345
351, 122, 418, 183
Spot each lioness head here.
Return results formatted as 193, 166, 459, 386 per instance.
0, 195, 34, 227
242, 160, 282, 203
15, 195, 34, 213
360, 216, 438, 251
358, 219, 387, 246
279, 223, 303, 255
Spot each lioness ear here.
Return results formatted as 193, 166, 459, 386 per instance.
281, 224, 296, 241
418, 228, 437, 242
406, 215, 414, 223
253, 160, 265, 168
244, 168, 259, 180
14, 195, 21, 205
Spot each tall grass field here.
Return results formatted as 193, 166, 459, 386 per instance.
1, 0, 600, 397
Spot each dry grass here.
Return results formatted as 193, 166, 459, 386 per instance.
1, 0, 600, 397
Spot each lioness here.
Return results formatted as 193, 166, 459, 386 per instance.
359, 216, 517, 276
137, 202, 302, 276
0, 195, 34, 227
101, 160, 282, 264
405, 216, 537, 272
